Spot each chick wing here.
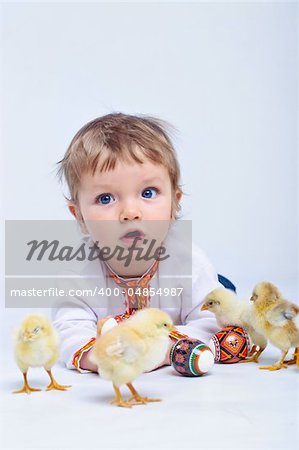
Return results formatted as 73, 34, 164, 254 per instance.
104, 330, 146, 363
265, 302, 299, 327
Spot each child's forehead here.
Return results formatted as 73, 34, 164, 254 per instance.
82, 154, 169, 185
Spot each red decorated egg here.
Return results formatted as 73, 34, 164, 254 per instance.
170, 338, 214, 377
209, 326, 251, 363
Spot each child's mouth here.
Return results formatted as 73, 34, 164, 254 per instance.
120, 229, 145, 244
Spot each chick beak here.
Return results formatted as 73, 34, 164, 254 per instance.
201, 304, 209, 311
168, 325, 176, 333
23, 332, 32, 341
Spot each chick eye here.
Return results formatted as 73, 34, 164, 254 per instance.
33, 327, 40, 334
96, 193, 115, 205
163, 323, 168, 327
141, 188, 159, 199
208, 301, 213, 306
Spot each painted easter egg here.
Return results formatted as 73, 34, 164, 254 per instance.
209, 326, 251, 363
170, 338, 214, 377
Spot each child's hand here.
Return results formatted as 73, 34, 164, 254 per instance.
145, 336, 176, 372
96, 316, 114, 336
79, 349, 98, 372
163, 336, 176, 366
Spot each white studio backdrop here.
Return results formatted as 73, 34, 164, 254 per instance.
1, 1, 298, 322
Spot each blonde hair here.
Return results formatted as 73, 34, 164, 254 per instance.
57, 113, 183, 218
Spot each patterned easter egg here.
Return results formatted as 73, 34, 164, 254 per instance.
209, 326, 251, 363
170, 338, 215, 377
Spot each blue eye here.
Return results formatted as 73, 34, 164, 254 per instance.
142, 188, 159, 199
97, 193, 114, 205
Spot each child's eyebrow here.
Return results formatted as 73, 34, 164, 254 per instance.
91, 183, 116, 190
92, 177, 164, 190
140, 176, 164, 185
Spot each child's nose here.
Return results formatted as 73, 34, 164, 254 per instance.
119, 202, 142, 222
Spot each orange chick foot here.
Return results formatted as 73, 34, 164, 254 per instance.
259, 363, 288, 371
13, 385, 41, 394
128, 395, 161, 405
111, 384, 133, 408
240, 348, 264, 364
283, 358, 296, 366
126, 383, 161, 405
248, 345, 257, 357
45, 370, 71, 391
110, 398, 133, 408
13, 372, 41, 394
46, 380, 71, 391
239, 355, 259, 363
283, 350, 299, 366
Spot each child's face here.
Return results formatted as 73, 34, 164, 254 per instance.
69, 153, 181, 275
76, 158, 176, 222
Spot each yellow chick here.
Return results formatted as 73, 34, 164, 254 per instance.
201, 288, 267, 362
88, 308, 174, 408
13, 314, 71, 394
250, 281, 299, 371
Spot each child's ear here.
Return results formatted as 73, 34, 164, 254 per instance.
68, 202, 89, 234
171, 189, 183, 220
68, 202, 78, 219
175, 190, 183, 204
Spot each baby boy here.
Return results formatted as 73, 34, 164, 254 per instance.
52, 113, 221, 372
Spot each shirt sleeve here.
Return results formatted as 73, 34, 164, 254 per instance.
178, 244, 223, 344
51, 297, 98, 372
51, 260, 111, 373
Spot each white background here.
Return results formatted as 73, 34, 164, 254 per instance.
1, 1, 298, 295
0, 2, 298, 449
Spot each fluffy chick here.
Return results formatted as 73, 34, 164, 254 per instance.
201, 288, 267, 362
250, 281, 299, 371
13, 314, 71, 394
89, 308, 174, 408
